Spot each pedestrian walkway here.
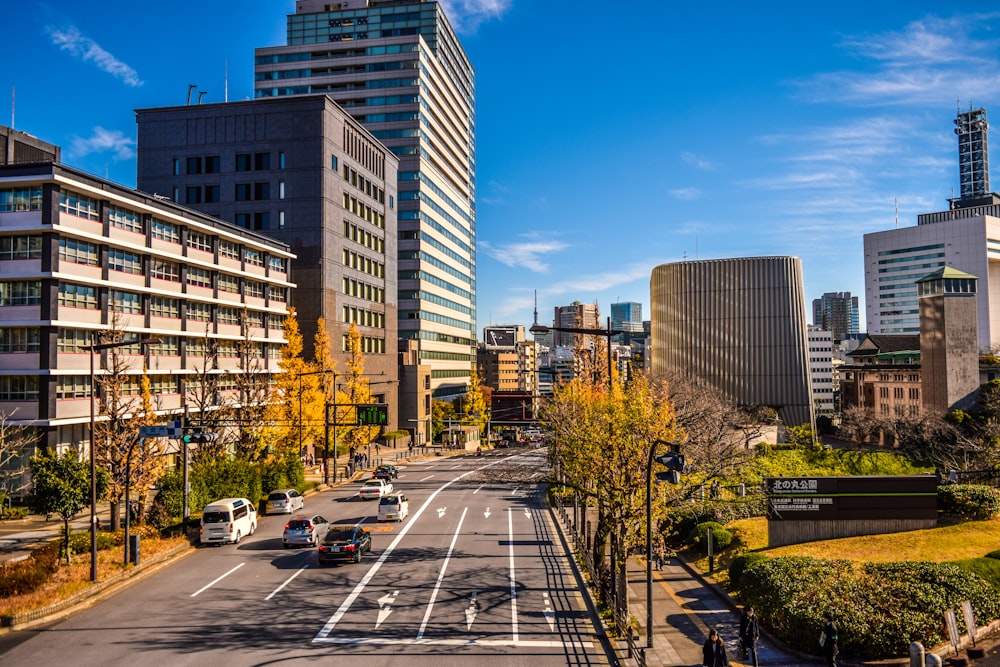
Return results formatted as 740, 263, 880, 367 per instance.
0, 506, 110, 563
616, 554, 817, 667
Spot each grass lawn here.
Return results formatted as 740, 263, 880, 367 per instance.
687, 515, 1000, 586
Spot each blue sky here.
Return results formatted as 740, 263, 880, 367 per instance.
5, 2, 1000, 335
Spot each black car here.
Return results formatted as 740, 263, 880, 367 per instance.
318, 525, 372, 565
375, 464, 399, 479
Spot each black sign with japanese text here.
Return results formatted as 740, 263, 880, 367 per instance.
765, 475, 938, 521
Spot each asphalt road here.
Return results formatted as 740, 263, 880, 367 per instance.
0, 449, 611, 666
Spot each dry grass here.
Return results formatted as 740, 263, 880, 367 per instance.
0, 534, 189, 617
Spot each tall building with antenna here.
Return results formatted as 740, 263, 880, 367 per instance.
864, 106, 1000, 349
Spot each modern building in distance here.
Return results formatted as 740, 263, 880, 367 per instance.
918, 267, 980, 413
611, 301, 643, 342
254, 0, 477, 401
811, 292, 859, 342
0, 157, 293, 455
552, 301, 600, 347
650, 257, 814, 427
808, 327, 835, 418
135, 95, 399, 427
1, 126, 59, 165
864, 107, 1000, 350
478, 325, 538, 420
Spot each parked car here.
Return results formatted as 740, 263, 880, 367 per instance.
358, 478, 393, 500
318, 525, 372, 564
282, 514, 330, 548
377, 493, 409, 522
267, 489, 304, 515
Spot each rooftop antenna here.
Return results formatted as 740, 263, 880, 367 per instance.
9, 84, 13, 129
225, 59, 229, 103
197, 91, 207, 104
533, 290, 538, 326
186, 84, 197, 106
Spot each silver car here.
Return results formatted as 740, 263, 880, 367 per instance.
282, 514, 330, 548
267, 488, 304, 515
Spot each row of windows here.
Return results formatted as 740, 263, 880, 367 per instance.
343, 220, 385, 254
59, 238, 99, 266
54, 328, 282, 354
342, 304, 385, 330
401, 290, 471, 317
0, 327, 40, 352
1, 235, 42, 260
59, 191, 100, 220
343, 192, 386, 229
343, 164, 386, 205
342, 276, 385, 304
343, 248, 385, 279
254, 42, 418, 65
0, 186, 43, 212
0, 376, 38, 400
342, 333, 385, 355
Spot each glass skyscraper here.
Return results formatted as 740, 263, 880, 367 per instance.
255, 0, 476, 399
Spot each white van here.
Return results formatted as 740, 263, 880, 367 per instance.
377, 493, 409, 522
200, 497, 257, 545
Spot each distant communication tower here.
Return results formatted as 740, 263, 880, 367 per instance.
955, 106, 990, 200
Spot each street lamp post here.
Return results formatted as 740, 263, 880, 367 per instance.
85, 334, 159, 583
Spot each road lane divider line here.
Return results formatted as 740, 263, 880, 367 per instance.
313, 455, 515, 642
416, 506, 469, 639
190, 562, 245, 597
419, 475, 435, 482
265, 564, 309, 601
508, 508, 518, 642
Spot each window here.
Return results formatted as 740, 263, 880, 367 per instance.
269, 286, 287, 302
245, 310, 264, 328
187, 157, 203, 175
187, 266, 212, 288
279, 181, 285, 199
254, 212, 269, 229
109, 205, 144, 233
108, 249, 142, 274
279, 151, 286, 169
186, 302, 211, 322
109, 290, 142, 314
151, 219, 180, 243
331, 155, 338, 170
56, 376, 91, 399
236, 183, 251, 201
236, 153, 251, 172
255, 152, 270, 170
57, 329, 89, 353
150, 296, 180, 318
0, 281, 41, 305
186, 231, 212, 252
0, 186, 43, 212
150, 259, 180, 282
235, 213, 250, 229
0, 327, 40, 352
254, 182, 270, 200
279, 211, 285, 229
244, 248, 264, 266
218, 274, 239, 293
205, 156, 221, 173
59, 190, 99, 220
0, 375, 39, 401
245, 281, 264, 298
58, 282, 98, 308
204, 185, 221, 203
186, 337, 210, 356
186, 186, 202, 204
0, 235, 42, 260
59, 238, 99, 266
173, 158, 180, 176
219, 240, 239, 259
218, 307, 240, 324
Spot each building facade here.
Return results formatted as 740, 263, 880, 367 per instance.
811, 291, 859, 342
808, 327, 835, 418
611, 301, 643, 342
253, 0, 476, 401
552, 301, 600, 348
135, 95, 399, 426
918, 267, 980, 413
0, 160, 294, 454
650, 257, 814, 427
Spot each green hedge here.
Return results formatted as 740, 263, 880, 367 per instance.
686, 521, 733, 553
739, 556, 1000, 660
938, 484, 1000, 520
729, 552, 768, 589
952, 557, 1000, 591
0, 541, 60, 598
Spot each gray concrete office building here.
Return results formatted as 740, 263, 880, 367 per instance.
136, 95, 399, 418
254, 0, 476, 400
650, 257, 814, 427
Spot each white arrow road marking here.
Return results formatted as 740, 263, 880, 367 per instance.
191, 562, 244, 597
416, 507, 469, 640
265, 565, 308, 600
543, 592, 555, 631
436, 507, 447, 518
508, 508, 519, 642
484, 507, 491, 519
523, 508, 531, 519
465, 592, 478, 630
375, 590, 399, 629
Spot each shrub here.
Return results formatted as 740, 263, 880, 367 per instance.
0, 541, 61, 598
687, 521, 733, 553
986, 549, 1000, 561
738, 556, 1000, 660
729, 552, 768, 590
952, 557, 1000, 592
938, 484, 1000, 520
145, 498, 172, 530
68, 530, 116, 554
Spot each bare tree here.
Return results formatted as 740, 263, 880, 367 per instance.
0, 412, 32, 510
183, 324, 228, 461
231, 312, 271, 461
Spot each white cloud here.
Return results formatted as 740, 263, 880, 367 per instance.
47, 25, 142, 87
438, 0, 511, 33
681, 151, 715, 170
480, 238, 567, 272
69, 127, 136, 161
669, 187, 701, 200
543, 263, 653, 297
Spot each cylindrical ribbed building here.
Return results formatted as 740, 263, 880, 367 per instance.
650, 257, 814, 427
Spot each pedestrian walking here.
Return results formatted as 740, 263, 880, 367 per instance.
820, 610, 839, 667
702, 628, 730, 667
739, 606, 760, 667
654, 541, 665, 571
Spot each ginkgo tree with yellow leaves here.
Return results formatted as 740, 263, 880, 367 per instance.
541, 369, 684, 617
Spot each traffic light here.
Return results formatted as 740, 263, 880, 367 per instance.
357, 403, 389, 426
654, 447, 685, 485
183, 429, 218, 444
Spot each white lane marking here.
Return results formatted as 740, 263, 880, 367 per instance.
416, 507, 469, 640
190, 562, 245, 597
449, 464, 461, 470
420, 475, 435, 482
436, 507, 447, 518
376, 590, 399, 629
265, 565, 308, 600
508, 508, 518, 642
472, 485, 483, 495
465, 592, 478, 630
313, 456, 514, 641
313, 637, 584, 648
484, 507, 491, 519
543, 592, 555, 631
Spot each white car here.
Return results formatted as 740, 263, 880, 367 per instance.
358, 478, 393, 500
267, 489, 304, 515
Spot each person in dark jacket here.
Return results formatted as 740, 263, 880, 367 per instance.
702, 628, 730, 667
739, 606, 760, 667
821, 610, 839, 667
